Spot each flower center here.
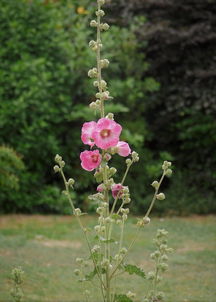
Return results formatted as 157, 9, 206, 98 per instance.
91, 154, 99, 163
100, 129, 111, 138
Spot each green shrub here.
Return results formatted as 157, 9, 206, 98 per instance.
0, 0, 161, 213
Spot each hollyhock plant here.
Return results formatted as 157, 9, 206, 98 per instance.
81, 121, 97, 147
80, 150, 101, 171
92, 117, 122, 150
54, 1, 173, 302
116, 141, 131, 157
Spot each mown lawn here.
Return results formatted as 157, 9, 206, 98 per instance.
0, 215, 215, 302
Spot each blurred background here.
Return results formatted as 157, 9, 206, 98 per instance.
0, 0, 216, 216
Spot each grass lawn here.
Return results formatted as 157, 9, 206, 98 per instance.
0, 215, 215, 302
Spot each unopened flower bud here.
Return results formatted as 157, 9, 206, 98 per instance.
89, 40, 97, 49
98, 0, 105, 5
88, 68, 98, 78
126, 158, 132, 166
110, 167, 117, 175
96, 9, 105, 17
100, 23, 110, 31
156, 193, 165, 200
55, 154, 62, 163
53, 165, 60, 173
90, 20, 98, 27
161, 255, 168, 261
74, 208, 82, 216
104, 153, 111, 161
151, 180, 159, 189
101, 80, 107, 89
76, 258, 84, 264
106, 112, 114, 120
165, 168, 173, 177
120, 247, 127, 254
143, 216, 150, 225
95, 99, 101, 105
74, 269, 80, 276
68, 178, 75, 186
100, 59, 109, 68
89, 102, 97, 110
147, 271, 155, 280
93, 81, 99, 87
126, 291, 136, 298
156, 292, 165, 300
132, 151, 139, 162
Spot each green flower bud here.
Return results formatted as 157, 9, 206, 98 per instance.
68, 178, 75, 186
88, 68, 98, 78
165, 168, 173, 177
98, 0, 105, 5
100, 59, 110, 68
89, 102, 97, 110
143, 216, 150, 225
101, 79, 107, 89
95, 99, 101, 106
132, 151, 139, 162
126, 158, 132, 166
96, 9, 105, 17
147, 271, 155, 280
151, 180, 159, 189
126, 291, 136, 298
74, 269, 80, 276
75, 258, 84, 264
90, 20, 98, 27
55, 154, 62, 163
53, 165, 60, 173
156, 193, 165, 200
89, 40, 97, 48
74, 208, 82, 216
106, 112, 114, 120
100, 23, 110, 31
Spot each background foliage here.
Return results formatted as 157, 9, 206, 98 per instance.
0, 0, 215, 214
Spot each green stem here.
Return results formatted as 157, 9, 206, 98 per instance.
110, 162, 133, 215
145, 172, 165, 218
59, 169, 106, 295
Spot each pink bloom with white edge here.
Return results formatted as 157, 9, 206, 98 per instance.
80, 150, 101, 171
116, 141, 131, 157
81, 121, 97, 148
92, 118, 122, 150
111, 183, 124, 199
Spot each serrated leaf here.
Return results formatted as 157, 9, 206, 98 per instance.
115, 294, 133, 302
124, 264, 146, 279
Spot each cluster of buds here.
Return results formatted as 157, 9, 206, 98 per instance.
53, 154, 65, 172
10, 267, 24, 302
162, 160, 172, 177
145, 229, 173, 301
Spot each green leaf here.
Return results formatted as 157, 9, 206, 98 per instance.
85, 269, 97, 281
124, 264, 146, 279
115, 294, 133, 302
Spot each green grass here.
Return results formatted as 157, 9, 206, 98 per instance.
0, 215, 215, 302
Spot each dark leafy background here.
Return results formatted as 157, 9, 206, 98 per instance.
0, 0, 215, 215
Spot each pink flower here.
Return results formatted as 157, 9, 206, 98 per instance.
111, 183, 124, 199
80, 150, 101, 171
116, 141, 131, 157
81, 121, 97, 148
97, 184, 105, 192
92, 118, 122, 150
